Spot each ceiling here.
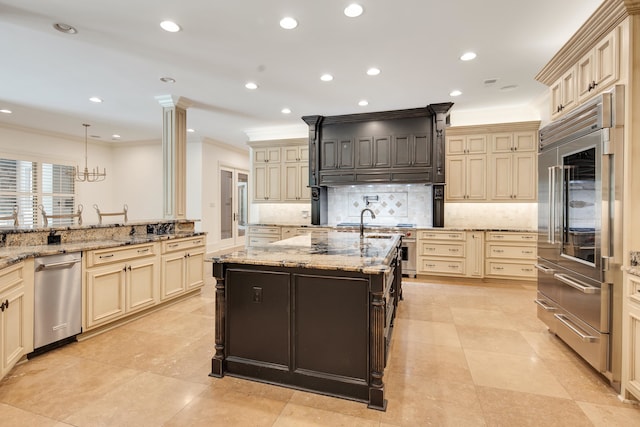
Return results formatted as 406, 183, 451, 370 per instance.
0, 0, 603, 149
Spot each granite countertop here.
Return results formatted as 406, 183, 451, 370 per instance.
208, 230, 401, 275
249, 223, 536, 233
0, 231, 205, 270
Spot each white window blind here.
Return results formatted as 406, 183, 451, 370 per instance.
0, 157, 75, 227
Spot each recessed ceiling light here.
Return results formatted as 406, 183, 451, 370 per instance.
366, 67, 381, 76
358, 100, 369, 106
187, 128, 195, 133
484, 78, 498, 85
160, 21, 181, 32
0, 109, 12, 114
460, 52, 477, 61
160, 77, 176, 83
245, 82, 258, 90
320, 74, 334, 82
89, 97, 103, 103
344, 4, 364, 18
111, 134, 121, 139
53, 23, 77, 34
279, 17, 298, 30
449, 90, 462, 97
281, 108, 292, 114
500, 85, 518, 91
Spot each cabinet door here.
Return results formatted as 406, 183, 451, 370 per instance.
267, 164, 281, 201
254, 147, 280, 163
491, 133, 513, 153
467, 232, 484, 277
161, 253, 186, 300
446, 136, 466, 155
300, 163, 310, 200
321, 139, 338, 169
374, 136, 391, 167
1, 286, 26, 376
552, 67, 577, 119
356, 137, 373, 168
512, 152, 536, 200
282, 163, 300, 201
466, 155, 486, 200
445, 156, 466, 200
490, 153, 513, 200
253, 164, 268, 201
513, 131, 537, 152
283, 146, 300, 163
338, 138, 354, 169
577, 51, 595, 101
185, 250, 205, 290
467, 135, 487, 154
594, 28, 618, 90
393, 135, 412, 167
86, 264, 126, 328
126, 258, 158, 313
413, 134, 431, 167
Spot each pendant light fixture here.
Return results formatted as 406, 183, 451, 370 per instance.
73, 123, 106, 182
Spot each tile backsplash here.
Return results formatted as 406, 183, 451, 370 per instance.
327, 184, 433, 226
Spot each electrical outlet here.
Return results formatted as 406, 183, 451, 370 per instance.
252, 286, 262, 303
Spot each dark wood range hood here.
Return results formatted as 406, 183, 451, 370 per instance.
302, 103, 453, 227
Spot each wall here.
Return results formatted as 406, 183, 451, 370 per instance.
0, 124, 115, 224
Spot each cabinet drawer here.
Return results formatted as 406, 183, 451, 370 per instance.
627, 274, 640, 305
486, 232, 536, 242
0, 263, 24, 294
162, 236, 205, 253
248, 226, 280, 236
486, 243, 536, 259
86, 243, 157, 267
248, 236, 280, 246
418, 230, 465, 241
419, 242, 465, 257
418, 258, 465, 276
485, 260, 537, 278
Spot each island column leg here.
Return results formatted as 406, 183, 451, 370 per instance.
368, 289, 387, 411
210, 262, 226, 378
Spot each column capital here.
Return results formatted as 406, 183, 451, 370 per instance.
155, 95, 192, 109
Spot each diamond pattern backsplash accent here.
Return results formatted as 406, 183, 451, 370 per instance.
327, 184, 433, 226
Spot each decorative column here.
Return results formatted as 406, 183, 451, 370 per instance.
156, 95, 192, 219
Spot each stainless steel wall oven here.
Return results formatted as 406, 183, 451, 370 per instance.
535, 86, 624, 391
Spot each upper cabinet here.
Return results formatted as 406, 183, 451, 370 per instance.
445, 122, 539, 203
550, 66, 578, 120
576, 27, 619, 103
250, 139, 310, 204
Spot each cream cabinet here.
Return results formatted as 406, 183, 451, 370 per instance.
251, 141, 310, 203
446, 122, 539, 203
247, 225, 281, 246
160, 236, 205, 301
417, 230, 467, 277
576, 27, 619, 103
622, 272, 640, 401
489, 131, 537, 201
0, 261, 32, 379
484, 232, 537, 280
466, 232, 484, 278
84, 243, 159, 329
550, 66, 578, 120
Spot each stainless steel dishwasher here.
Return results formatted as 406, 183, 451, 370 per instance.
33, 252, 82, 352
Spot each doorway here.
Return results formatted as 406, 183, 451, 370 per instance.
220, 167, 248, 248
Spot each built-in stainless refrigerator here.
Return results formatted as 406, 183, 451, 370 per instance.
535, 85, 624, 391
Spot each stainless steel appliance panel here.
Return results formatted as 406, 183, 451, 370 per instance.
34, 252, 82, 349
537, 148, 561, 265
553, 308, 608, 372
401, 237, 416, 278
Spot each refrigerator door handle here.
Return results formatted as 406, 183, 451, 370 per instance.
535, 263, 555, 274
555, 273, 600, 294
601, 150, 613, 261
548, 166, 555, 244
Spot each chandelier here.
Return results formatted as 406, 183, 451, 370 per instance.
73, 123, 106, 182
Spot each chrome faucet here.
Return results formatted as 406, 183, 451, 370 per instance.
360, 208, 376, 238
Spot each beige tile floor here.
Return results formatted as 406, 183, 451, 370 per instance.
1, 276, 640, 426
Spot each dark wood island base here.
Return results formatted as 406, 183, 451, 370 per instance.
208, 231, 402, 410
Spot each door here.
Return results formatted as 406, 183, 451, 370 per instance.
221, 167, 248, 248
557, 131, 603, 281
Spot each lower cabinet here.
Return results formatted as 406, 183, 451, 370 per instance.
484, 232, 537, 280
247, 225, 281, 246
622, 272, 640, 401
84, 243, 159, 329
0, 261, 33, 378
417, 230, 536, 280
160, 236, 205, 300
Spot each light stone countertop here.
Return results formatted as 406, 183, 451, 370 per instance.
0, 232, 205, 270
208, 230, 401, 275
249, 223, 536, 233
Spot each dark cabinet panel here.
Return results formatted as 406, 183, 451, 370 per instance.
338, 138, 354, 168
321, 138, 354, 170
356, 136, 391, 169
356, 137, 373, 168
392, 134, 431, 168
413, 134, 432, 167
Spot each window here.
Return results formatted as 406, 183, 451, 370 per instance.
0, 156, 76, 227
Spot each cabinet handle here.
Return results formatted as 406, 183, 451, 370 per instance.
494, 249, 504, 253
522, 250, 533, 255
448, 248, 459, 252
494, 266, 504, 270
193, 240, 202, 245
522, 268, 533, 272
137, 248, 149, 253
0, 301, 4, 311
169, 243, 179, 248
448, 265, 459, 269
100, 254, 114, 259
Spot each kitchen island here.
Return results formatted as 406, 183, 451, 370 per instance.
209, 231, 402, 410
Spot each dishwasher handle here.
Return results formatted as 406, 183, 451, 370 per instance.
36, 259, 81, 271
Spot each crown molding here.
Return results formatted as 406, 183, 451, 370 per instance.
535, 0, 631, 86
446, 121, 541, 136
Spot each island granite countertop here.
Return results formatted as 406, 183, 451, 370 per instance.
209, 230, 401, 275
